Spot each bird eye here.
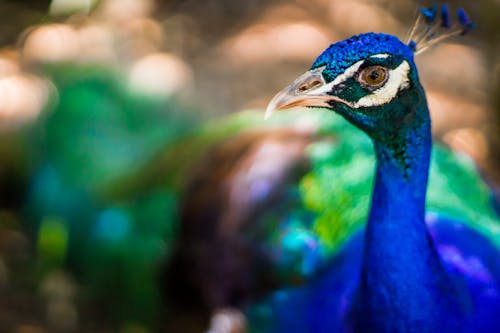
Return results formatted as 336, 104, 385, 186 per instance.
358, 66, 388, 89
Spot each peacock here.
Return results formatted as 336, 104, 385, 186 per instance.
14, 4, 500, 332
160, 4, 500, 333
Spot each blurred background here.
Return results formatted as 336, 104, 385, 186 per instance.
0, 0, 498, 332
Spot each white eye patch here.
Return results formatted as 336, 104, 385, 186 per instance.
353, 60, 410, 108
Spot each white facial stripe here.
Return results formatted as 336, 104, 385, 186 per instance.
370, 53, 390, 59
330, 60, 365, 86
354, 60, 410, 108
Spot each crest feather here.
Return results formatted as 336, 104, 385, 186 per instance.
406, 3, 476, 55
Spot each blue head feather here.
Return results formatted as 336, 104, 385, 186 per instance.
440, 4, 451, 28
420, 5, 437, 23
408, 40, 417, 52
311, 33, 415, 83
457, 8, 476, 35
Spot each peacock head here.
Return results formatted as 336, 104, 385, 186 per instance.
266, 33, 424, 141
266, 5, 475, 142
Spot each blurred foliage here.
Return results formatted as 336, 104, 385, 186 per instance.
23, 63, 198, 328
0, 58, 199, 330
31, 64, 196, 195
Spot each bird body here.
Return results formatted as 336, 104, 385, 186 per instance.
166, 114, 500, 332
252, 31, 500, 332
248, 214, 500, 333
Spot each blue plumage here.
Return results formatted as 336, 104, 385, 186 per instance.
251, 214, 500, 332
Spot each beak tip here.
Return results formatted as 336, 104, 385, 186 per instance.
264, 106, 274, 120
264, 67, 330, 119
264, 90, 285, 120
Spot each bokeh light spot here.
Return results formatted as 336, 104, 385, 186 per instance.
37, 217, 69, 265
128, 53, 192, 96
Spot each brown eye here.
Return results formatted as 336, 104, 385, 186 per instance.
358, 66, 388, 88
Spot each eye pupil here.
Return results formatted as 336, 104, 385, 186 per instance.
369, 70, 380, 81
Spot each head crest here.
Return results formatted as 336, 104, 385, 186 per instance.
406, 4, 476, 55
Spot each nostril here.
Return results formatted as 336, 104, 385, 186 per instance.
297, 84, 309, 92
297, 80, 322, 93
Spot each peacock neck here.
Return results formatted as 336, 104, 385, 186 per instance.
352, 100, 469, 331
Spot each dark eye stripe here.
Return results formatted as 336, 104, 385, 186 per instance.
359, 54, 402, 70
329, 77, 368, 103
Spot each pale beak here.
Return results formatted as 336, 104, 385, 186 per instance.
265, 67, 346, 119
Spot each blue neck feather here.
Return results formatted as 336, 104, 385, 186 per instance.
351, 91, 471, 332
